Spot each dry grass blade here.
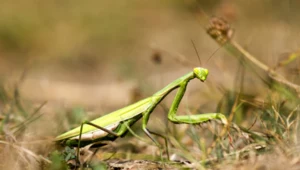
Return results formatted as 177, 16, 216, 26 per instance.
0, 140, 51, 164
11, 101, 47, 134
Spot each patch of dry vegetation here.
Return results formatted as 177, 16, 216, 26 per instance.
0, 1, 300, 170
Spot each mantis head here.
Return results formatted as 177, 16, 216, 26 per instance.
193, 67, 209, 82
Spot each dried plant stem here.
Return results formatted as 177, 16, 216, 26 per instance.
205, 17, 300, 97
225, 40, 300, 97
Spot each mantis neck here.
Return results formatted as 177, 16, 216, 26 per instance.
153, 71, 195, 98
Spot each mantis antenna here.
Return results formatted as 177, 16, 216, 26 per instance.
191, 40, 202, 66
206, 45, 223, 64
191, 39, 223, 66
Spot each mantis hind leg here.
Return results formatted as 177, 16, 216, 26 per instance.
76, 121, 120, 165
76, 118, 140, 164
77, 121, 120, 149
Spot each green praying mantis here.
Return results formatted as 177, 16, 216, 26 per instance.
55, 67, 228, 160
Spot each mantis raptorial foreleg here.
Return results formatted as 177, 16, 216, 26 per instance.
167, 81, 227, 124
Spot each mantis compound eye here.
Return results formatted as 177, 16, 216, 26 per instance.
193, 67, 209, 81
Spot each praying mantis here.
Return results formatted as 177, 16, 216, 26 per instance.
55, 67, 228, 160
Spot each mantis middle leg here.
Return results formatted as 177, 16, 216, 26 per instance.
142, 104, 170, 160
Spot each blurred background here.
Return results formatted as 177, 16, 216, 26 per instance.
0, 0, 300, 169
1, 0, 299, 108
